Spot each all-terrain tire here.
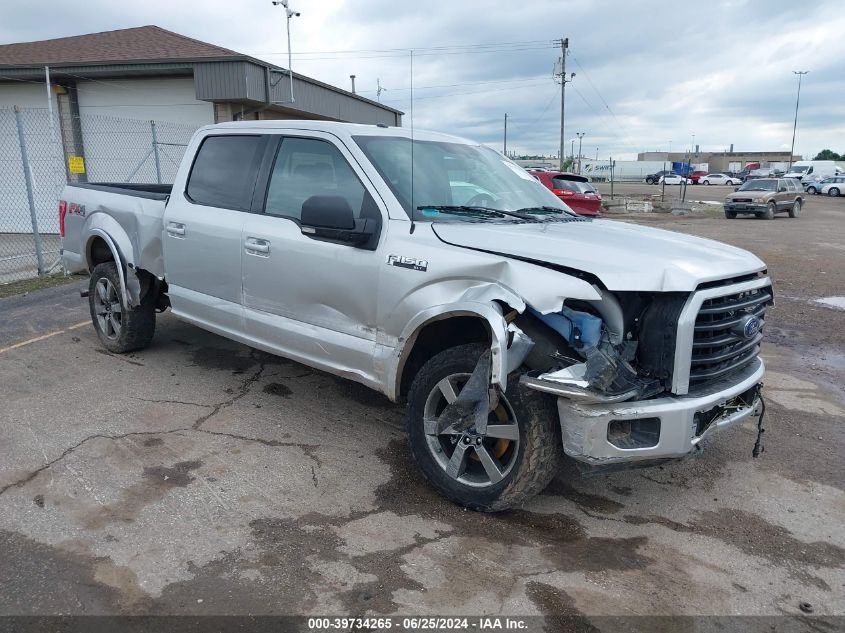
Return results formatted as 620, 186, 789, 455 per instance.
88, 262, 156, 353
406, 343, 562, 512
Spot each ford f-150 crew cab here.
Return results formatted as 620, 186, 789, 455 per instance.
60, 121, 771, 511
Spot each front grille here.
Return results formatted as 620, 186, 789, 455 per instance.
689, 285, 773, 385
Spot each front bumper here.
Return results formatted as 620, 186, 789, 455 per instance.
725, 202, 766, 212
556, 358, 764, 465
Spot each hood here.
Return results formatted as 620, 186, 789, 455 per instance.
726, 189, 773, 201
431, 219, 765, 292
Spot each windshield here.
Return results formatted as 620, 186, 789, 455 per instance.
353, 136, 571, 220
738, 179, 777, 192
789, 165, 809, 173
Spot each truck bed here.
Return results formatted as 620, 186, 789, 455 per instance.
61, 182, 171, 278
68, 182, 172, 200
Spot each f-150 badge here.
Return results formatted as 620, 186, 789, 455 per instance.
386, 255, 428, 272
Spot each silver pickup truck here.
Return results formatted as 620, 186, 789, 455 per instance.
61, 121, 771, 511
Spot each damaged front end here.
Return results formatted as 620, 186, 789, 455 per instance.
518, 290, 666, 404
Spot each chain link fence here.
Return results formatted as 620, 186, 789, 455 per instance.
0, 107, 198, 284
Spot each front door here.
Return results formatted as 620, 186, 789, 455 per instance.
163, 134, 268, 334
242, 133, 385, 385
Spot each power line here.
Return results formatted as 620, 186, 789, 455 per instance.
357, 75, 550, 94
380, 80, 551, 105
251, 39, 557, 56
265, 45, 558, 62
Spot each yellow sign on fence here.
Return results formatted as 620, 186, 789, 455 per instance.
68, 155, 85, 174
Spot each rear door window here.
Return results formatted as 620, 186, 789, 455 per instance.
186, 135, 266, 211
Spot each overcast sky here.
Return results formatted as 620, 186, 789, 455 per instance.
3, 0, 844, 160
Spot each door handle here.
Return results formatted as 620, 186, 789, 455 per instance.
166, 222, 186, 237
245, 237, 270, 255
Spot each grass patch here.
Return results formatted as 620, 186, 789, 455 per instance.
0, 272, 86, 299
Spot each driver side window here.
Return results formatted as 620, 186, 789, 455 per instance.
265, 137, 367, 222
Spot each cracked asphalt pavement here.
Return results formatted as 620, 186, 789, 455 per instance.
0, 193, 843, 625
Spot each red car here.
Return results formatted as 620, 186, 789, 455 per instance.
528, 170, 602, 216
688, 170, 708, 184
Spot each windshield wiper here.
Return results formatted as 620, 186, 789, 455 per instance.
514, 205, 578, 217
416, 205, 535, 221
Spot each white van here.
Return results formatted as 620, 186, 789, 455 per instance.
784, 160, 843, 183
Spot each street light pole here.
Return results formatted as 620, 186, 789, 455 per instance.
576, 132, 585, 174
556, 38, 575, 171
272, 0, 300, 103
789, 70, 809, 169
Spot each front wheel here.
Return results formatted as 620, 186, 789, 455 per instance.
406, 343, 562, 512
703, 180, 710, 185
761, 201, 776, 220
788, 199, 801, 218
807, 186, 817, 195
89, 262, 156, 353
725, 210, 737, 219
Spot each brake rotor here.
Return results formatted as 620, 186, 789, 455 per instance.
469, 401, 512, 461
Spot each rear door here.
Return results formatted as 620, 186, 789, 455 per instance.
163, 133, 268, 333
775, 179, 792, 209
241, 132, 385, 385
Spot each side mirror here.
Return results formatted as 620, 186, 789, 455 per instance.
300, 195, 375, 247
734, 187, 740, 192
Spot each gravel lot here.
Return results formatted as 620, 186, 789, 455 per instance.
0, 191, 842, 628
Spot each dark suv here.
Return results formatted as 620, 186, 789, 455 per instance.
645, 170, 674, 184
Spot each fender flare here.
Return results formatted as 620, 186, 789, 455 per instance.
388, 300, 512, 401
84, 215, 143, 307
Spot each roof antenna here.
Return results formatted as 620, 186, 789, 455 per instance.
409, 49, 416, 234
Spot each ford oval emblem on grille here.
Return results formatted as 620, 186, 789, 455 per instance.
735, 314, 761, 340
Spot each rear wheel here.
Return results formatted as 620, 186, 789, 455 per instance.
788, 199, 801, 218
406, 343, 561, 512
89, 262, 155, 353
829, 187, 841, 197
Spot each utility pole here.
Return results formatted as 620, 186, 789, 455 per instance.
556, 38, 574, 171
789, 70, 809, 169
503, 113, 508, 156
376, 78, 385, 102
570, 139, 575, 168
576, 132, 585, 174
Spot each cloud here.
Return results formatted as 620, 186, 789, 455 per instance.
2, 0, 843, 159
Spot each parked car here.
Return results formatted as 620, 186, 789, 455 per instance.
659, 174, 692, 185
688, 170, 708, 184
59, 120, 771, 512
645, 170, 674, 184
744, 169, 777, 181
724, 178, 803, 219
821, 176, 845, 196
701, 173, 741, 186
804, 176, 838, 195
528, 170, 602, 216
